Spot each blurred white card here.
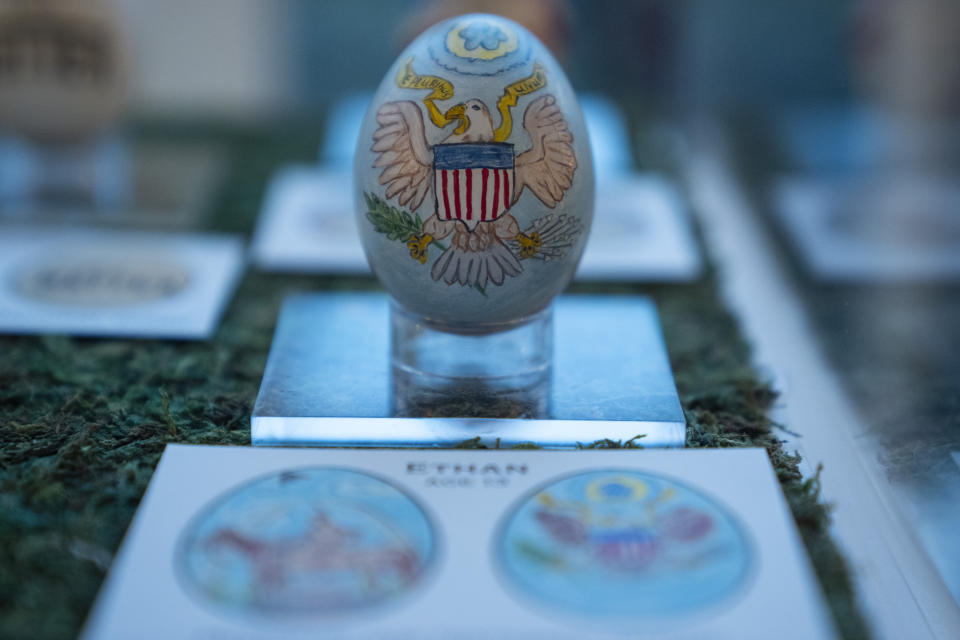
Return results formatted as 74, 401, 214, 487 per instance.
0, 226, 244, 339
773, 177, 960, 282
252, 168, 701, 282
252, 166, 363, 274
579, 175, 701, 281
83, 445, 833, 640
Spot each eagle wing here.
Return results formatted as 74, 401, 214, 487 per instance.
513, 95, 577, 207
371, 101, 434, 210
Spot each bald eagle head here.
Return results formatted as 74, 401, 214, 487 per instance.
444, 99, 495, 143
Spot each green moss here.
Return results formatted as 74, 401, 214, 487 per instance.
0, 123, 869, 639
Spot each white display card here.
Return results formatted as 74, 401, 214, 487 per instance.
251, 166, 362, 274
0, 226, 245, 338
773, 177, 960, 282
83, 445, 833, 639
580, 175, 701, 281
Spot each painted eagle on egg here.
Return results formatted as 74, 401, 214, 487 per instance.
366, 38, 582, 292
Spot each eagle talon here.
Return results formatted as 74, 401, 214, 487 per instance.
516, 231, 542, 259
408, 233, 433, 264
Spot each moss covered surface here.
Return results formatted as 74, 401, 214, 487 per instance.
0, 123, 868, 639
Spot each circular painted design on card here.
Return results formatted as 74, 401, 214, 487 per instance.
495, 469, 752, 627
177, 467, 436, 619
12, 250, 190, 307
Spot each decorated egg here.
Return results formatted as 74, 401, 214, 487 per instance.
354, 13, 593, 330
0, 0, 129, 142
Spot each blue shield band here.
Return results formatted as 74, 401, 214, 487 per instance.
434, 143, 515, 170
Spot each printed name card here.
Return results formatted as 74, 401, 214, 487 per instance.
83, 445, 833, 639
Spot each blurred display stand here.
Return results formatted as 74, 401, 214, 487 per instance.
0, 134, 131, 212
252, 92, 701, 282
0, 137, 225, 230
774, 106, 888, 176
771, 104, 960, 283
768, 0, 960, 284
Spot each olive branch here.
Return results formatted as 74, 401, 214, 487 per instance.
364, 192, 424, 242
364, 192, 447, 250
364, 191, 487, 296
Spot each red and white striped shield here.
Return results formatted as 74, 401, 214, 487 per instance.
433, 142, 515, 231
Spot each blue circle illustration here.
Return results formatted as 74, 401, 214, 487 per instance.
427, 15, 533, 76
497, 470, 752, 624
178, 467, 436, 617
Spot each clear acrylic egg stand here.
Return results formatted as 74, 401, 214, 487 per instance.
251, 292, 686, 449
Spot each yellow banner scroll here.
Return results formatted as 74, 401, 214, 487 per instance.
493, 62, 547, 142
395, 58, 548, 139
395, 59, 467, 132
